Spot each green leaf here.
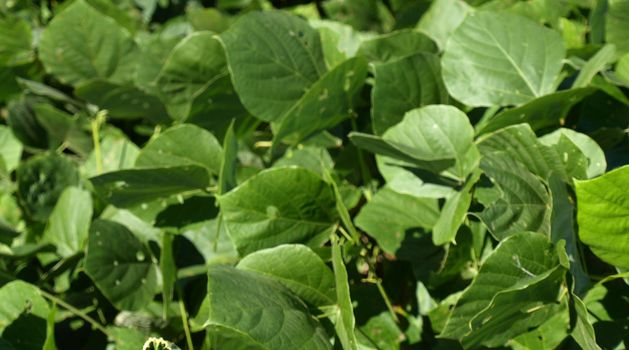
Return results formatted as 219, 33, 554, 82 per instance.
205, 265, 332, 349
356, 29, 438, 63
349, 132, 455, 173
85, 219, 159, 310
42, 187, 92, 258
606, 0, 629, 55
219, 167, 338, 255
38, 0, 139, 85
575, 165, 629, 269
331, 235, 358, 350
273, 56, 367, 145
539, 128, 606, 179
441, 232, 566, 348
509, 301, 569, 350
478, 152, 552, 240
416, 0, 472, 50
156, 32, 229, 120
75, 80, 170, 123
0, 16, 32, 66
0, 125, 22, 173
219, 10, 326, 122
218, 120, 238, 195
0, 281, 50, 350
16, 153, 80, 222
573, 44, 617, 88
237, 244, 336, 306
355, 187, 439, 254
371, 52, 449, 135
136, 124, 223, 175
382, 105, 479, 180
432, 171, 480, 245
90, 166, 210, 208
478, 124, 585, 182
476, 88, 595, 135
571, 293, 601, 350
442, 11, 565, 106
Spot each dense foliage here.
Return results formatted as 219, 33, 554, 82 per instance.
1, 0, 629, 349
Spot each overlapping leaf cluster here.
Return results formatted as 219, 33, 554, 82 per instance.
1, 0, 629, 349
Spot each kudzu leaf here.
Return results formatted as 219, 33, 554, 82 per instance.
219, 167, 337, 255
219, 10, 326, 122
442, 11, 565, 106
539, 128, 606, 179
85, 220, 159, 311
42, 187, 92, 258
575, 165, 629, 269
205, 265, 332, 349
441, 232, 566, 348
237, 244, 336, 306
135, 124, 223, 175
371, 52, 449, 135
90, 166, 210, 208
432, 171, 479, 245
38, 0, 139, 85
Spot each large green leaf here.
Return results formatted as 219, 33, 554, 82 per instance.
575, 165, 629, 269
85, 220, 159, 310
441, 232, 566, 348
416, 0, 472, 50
442, 11, 565, 106
0, 16, 32, 66
237, 244, 336, 306
219, 167, 337, 255
354, 187, 439, 254
478, 124, 587, 182
356, 30, 437, 63
42, 187, 92, 258
75, 80, 170, 123
90, 166, 210, 208
476, 88, 595, 135
606, 0, 629, 55
219, 10, 326, 122
382, 105, 479, 180
204, 265, 332, 349
0, 281, 50, 350
371, 53, 449, 135
156, 32, 229, 120
273, 56, 367, 145
135, 124, 223, 175
478, 152, 552, 240
38, 0, 139, 85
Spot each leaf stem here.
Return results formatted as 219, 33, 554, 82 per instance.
39, 289, 112, 338
375, 279, 400, 323
91, 110, 107, 175
350, 117, 371, 185
178, 289, 194, 350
